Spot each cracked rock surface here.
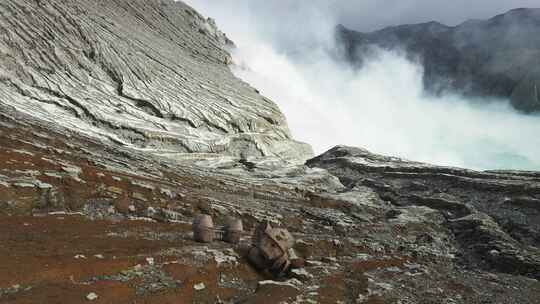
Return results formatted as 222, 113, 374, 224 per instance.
1, 1, 540, 304
307, 146, 540, 281
0, 0, 312, 162
1, 106, 540, 303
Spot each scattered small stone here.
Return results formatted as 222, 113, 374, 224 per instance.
375, 282, 393, 291
107, 206, 116, 214
160, 188, 175, 198
74, 254, 87, 259
131, 180, 155, 191
146, 257, 155, 265
12, 149, 34, 156
489, 249, 500, 256
94, 254, 105, 259
485, 273, 500, 281
286, 278, 303, 288
355, 253, 372, 261
86, 292, 98, 301
404, 263, 421, 270
131, 192, 147, 202
207, 249, 238, 266
12, 183, 35, 188
356, 294, 368, 303
41, 158, 57, 165
322, 256, 338, 263
62, 165, 83, 183
305, 260, 323, 267
147, 206, 157, 215
306, 285, 320, 291
107, 186, 124, 195
385, 266, 402, 273
257, 280, 300, 290
193, 283, 206, 291
44, 172, 63, 179
36, 180, 53, 189
290, 268, 314, 282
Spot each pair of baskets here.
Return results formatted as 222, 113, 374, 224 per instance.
192, 214, 244, 244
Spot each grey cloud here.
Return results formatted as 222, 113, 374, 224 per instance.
184, 0, 540, 170
329, 0, 540, 31
186, 0, 540, 52
188, 0, 540, 33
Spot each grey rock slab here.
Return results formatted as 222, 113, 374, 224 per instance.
308, 145, 540, 279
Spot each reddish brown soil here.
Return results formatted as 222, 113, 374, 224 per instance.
0, 215, 191, 303
0, 214, 280, 303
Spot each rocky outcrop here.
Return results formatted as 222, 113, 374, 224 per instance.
2, 110, 540, 303
337, 8, 540, 113
1, 1, 540, 303
0, 0, 312, 162
307, 146, 540, 279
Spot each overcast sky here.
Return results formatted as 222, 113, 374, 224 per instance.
188, 0, 540, 33
186, 0, 540, 54
332, 0, 540, 31
184, 0, 540, 170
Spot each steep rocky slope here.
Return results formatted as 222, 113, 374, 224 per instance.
0, 0, 312, 162
1, 110, 539, 303
337, 8, 540, 113
307, 146, 540, 280
1, 1, 540, 304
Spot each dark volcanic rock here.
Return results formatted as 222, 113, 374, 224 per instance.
307, 145, 540, 279
2, 102, 539, 303
337, 8, 540, 113
1, 1, 540, 303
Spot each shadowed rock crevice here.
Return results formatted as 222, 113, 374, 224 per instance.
308, 145, 540, 280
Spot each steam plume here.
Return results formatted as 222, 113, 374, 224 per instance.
185, 0, 540, 170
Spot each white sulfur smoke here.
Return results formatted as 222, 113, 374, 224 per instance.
184, 0, 540, 170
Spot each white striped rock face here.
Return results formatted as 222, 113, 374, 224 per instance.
0, 0, 312, 163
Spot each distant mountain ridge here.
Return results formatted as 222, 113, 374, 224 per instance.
337, 8, 540, 113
